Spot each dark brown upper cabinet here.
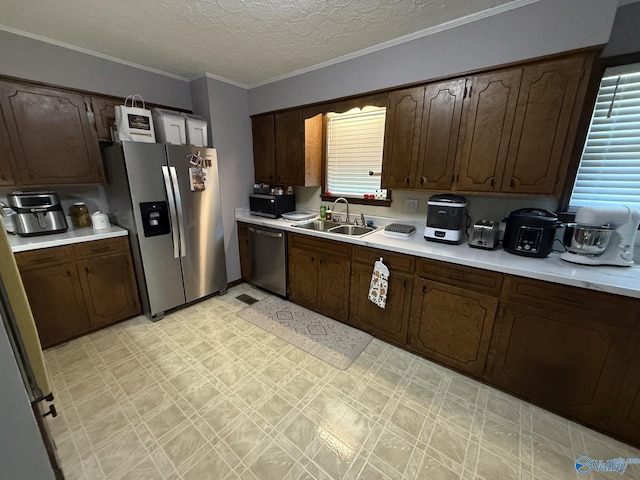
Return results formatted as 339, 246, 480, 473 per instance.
0, 80, 104, 185
501, 54, 589, 195
251, 110, 322, 186
89, 96, 122, 142
416, 79, 466, 190
381, 86, 424, 189
455, 68, 523, 193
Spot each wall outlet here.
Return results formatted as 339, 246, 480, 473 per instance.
404, 198, 418, 213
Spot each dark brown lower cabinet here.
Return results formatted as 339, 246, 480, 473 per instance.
77, 253, 139, 328
487, 302, 631, 426
19, 262, 90, 348
407, 278, 497, 377
16, 237, 140, 348
237, 222, 251, 282
349, 262, 413, 345
288, 233, 350, 323
608, 343, 640, 446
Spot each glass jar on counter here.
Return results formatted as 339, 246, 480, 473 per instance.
70, 202, 91, 228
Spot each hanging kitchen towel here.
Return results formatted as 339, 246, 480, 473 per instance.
115, 94, 156, 143
368, 257, 389, 309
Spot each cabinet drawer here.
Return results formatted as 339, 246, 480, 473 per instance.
15, 245, 74, 270
288, 233, 351, 257
352, 246, 415, 274
416, 258, 502, 295
504, 275, 635, 320
73, 237, 125, 260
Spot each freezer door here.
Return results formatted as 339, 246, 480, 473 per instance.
120, 142, 186, 315
166, 145, 227, 302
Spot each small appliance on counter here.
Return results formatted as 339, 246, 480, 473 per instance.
249, 193, 295, 218
468, 220, 500, 249
384, 223, 416, 238
502, 208, 561, 258
7, 191, 68, 237
561, 206, 640, 266
424, 194, 467, 244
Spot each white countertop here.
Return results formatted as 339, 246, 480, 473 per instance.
8, 226, 129, 253
236, 211, 640, 300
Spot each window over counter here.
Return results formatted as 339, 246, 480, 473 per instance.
569, 63, 640, 211
323, 106, 390, 205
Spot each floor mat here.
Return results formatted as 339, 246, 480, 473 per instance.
236, 296, 372, 370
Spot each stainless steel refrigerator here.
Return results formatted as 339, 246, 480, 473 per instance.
104, 142, 227, 319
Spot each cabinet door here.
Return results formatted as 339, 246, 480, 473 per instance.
90, 96, 121, 142
275, 110, 304, 185
20, 263, 90, 348
415, 79, 465, 190
501, 55, 586, 194
349, 263, 412, 345
608, 342, 640, 447
487, 302, 629, 425
252, 115, 276, 184
288, 247, 317, 310
381, 87, 424, 189
408, 278, 497, 377
0, 81, 103, 185
317, 255, 350, 323
455, 69, 522, 192
77, 253, 140, 329
237, 222, 251, 282
0, 105, 19, 185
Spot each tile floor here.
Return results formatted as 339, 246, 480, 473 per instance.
43, 283, 640, 480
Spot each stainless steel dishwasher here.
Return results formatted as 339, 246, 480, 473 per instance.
248, 225, 288, 297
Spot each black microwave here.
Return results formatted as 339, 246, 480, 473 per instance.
249, 194, 295, 218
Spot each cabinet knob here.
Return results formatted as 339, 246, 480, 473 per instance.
85, 267, 90, 274
64, 270, 72, 277
510, 178, 515, 188
490, 177, 495, 187
419, 177, 426, 185
404, 176, 410, 185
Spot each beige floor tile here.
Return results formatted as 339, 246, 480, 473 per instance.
370, 428, 414, 476
46, 284, 638, 480
475, 446, 521, 480
223, 416, 269, 461
248, 442, 296, 480
160, 421, 208, 470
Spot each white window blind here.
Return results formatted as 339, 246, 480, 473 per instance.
326, 106, 387, 198
569, 64, 640, 210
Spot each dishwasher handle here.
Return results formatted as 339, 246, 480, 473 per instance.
249, 226, 283, 238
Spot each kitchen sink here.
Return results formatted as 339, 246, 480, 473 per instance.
328, 225, 376, 236
294, 220, 377, 237
294, 220, 342, 231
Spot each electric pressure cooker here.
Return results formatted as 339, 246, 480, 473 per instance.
502, 208, 561, 258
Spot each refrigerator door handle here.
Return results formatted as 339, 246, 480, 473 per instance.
162, 166, 180, 259
169, 166, 187, 258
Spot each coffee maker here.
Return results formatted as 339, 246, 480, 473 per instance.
560, 206, 640, 266
424, 194, 467, 244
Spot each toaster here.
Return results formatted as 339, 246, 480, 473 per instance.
468, 220, 500, 249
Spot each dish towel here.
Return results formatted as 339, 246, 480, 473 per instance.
368, 257, 389, 309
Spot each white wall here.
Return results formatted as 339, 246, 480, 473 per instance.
0, 29, 192, 110
248, 0, 617, 114
190, 76, 254, 283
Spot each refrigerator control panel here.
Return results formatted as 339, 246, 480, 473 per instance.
140, 201, 171, 237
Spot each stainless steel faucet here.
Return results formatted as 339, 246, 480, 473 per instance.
332, 197, 350, 224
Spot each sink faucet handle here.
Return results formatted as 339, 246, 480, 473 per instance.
360, 213, 366, 226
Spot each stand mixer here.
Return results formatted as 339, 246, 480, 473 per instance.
561, 206, 640, 266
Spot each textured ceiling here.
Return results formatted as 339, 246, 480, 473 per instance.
1, 0, 526, 87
